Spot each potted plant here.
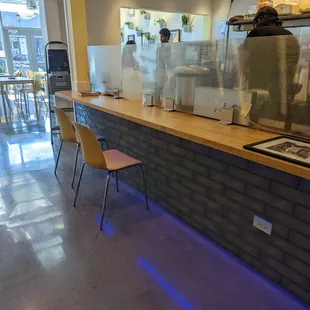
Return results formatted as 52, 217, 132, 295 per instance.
124, 21, 134, 29
154, 18, 166, 29
135, 27, 142, 37
181, 14, 195, 32
140, 10, 151, 20
149, 35, 156, 43
144, 33, 156, 43
128, 9, 135, 17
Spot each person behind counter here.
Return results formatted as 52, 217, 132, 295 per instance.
122, 40, 141, 100
122, 40, 139, 70
157, 28, 171, 105
159, 28, 170, 43
247, 6, 294, 38
241, 6, 300, 125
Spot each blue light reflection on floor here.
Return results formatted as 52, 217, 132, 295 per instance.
138, 257, 195, 310
96, 181, 309, 309
95, 216, 115, 235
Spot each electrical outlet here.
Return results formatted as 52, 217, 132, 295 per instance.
253, 216, 272, 235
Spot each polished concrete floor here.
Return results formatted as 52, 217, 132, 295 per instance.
0, 128, 309, 310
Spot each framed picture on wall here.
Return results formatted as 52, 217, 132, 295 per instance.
170, 29, 181, 43
127, 34, 136, 42
244, 136, 310, 168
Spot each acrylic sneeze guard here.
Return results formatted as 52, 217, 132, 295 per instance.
88, 34, 310, 140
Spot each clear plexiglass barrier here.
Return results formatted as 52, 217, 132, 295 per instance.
88, 34, 310, 139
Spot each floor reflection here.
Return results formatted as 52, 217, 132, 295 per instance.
0, 120, 66, 269
33, 236, 66, 268
0, 115, 309, 310
0, 90, 49, 136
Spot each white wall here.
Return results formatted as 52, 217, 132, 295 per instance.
38, 0, 67, 45
58, 0, 67, 44
121, 8, 209, 44
211, 0, 256, 40
86, 0, 212, 45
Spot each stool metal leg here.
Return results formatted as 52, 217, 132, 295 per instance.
140, 164, 149, 211
23, 92, 28, 118
100, 172, 111, 231
73, 162, 86, 207
116, 171, 119, 192
71, 144, 80, 189
104, 139, 109, 150
1, 86, 8, 124
33, 90, 39, 121
54, 139, 64, 175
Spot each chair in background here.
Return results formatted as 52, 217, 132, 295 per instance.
0, 88, 14, 123
53, 107, 108, 189
27, 70, 35, 79
72, 122, 149, 231
19, 72, 47, 120
33, 74, 48, 111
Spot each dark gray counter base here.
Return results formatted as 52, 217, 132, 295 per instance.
75, 102, 310, 304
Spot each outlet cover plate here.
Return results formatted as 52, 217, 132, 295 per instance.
253, 215, 272, 235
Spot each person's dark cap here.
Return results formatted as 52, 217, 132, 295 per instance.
254, 6, 278, 23
159, 28, 171, 37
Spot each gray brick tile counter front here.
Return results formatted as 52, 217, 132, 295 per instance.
75, 103, 310, 304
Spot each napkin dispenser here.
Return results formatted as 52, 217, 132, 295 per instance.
142, 90, 154, 107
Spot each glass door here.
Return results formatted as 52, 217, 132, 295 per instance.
7, 30, 30, 75
4, 29, 45, 75
32, 35, 45, 72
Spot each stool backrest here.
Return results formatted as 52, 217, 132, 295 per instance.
72, 122, 106, 169
54, 106, 77, 143
33, 74, 42, 92
27, 70, 34, 79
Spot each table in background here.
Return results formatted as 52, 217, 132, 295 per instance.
0, 77, 36, 124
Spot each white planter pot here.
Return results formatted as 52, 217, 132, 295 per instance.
143, 13, 150, 20
148, 39, 155, 44
127, 24, 133, 30
159, 22, 166, 29
183, 25, 192, 32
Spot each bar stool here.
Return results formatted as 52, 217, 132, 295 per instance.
72, 122, 149, 231
53, 107, 108, 189
0, 89, 13, 123
19, 73, 45, 120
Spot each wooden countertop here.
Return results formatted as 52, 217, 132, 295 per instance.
56, 90, 310, 180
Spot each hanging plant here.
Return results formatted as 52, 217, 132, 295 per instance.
140, 10, 151, 20
124, 21, 134, 29
154, 18, 166, 29
128, 9, 135, 17
135, 27, 142, 37
181, 14, 195, 32
121, 27, 124, 43
144, 33, 156, 43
